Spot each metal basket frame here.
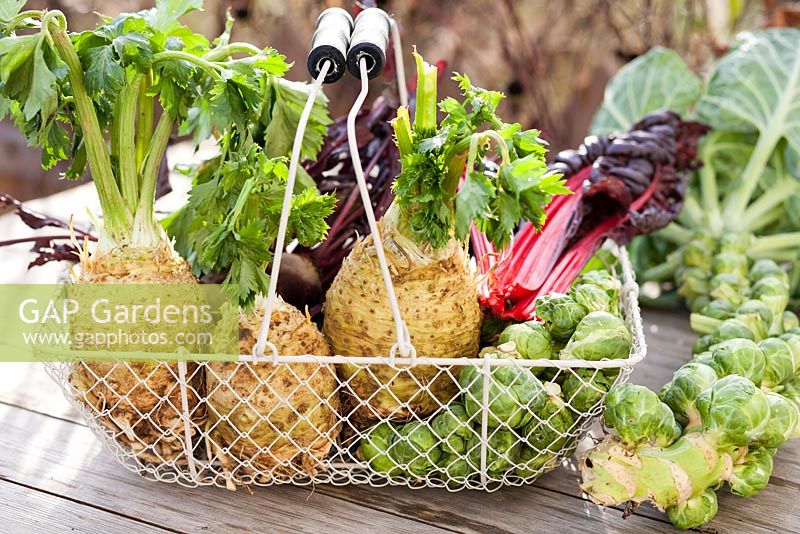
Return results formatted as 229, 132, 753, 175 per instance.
42, 242, 645, 492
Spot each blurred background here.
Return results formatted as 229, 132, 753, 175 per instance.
1, 0, 797, 202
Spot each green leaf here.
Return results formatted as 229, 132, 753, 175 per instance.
147, 0, 203, 31
263, 77, 331, 160
40, 120, 70, 169
82, 45, 125, 96
591, 47, 702, 135
0, 0, 25, 22
695, 29, 800, 160
0, 34, 38, 84
288, 187, 335, 245
22, 39, 59, 121
455, 171, 494, 240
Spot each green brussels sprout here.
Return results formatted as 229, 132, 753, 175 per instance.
677, 267, 710, 300
778, 334, 800, 375
733, 300, 772, 341
659, 362, 718, 428
691, 351, 714, 366
700, 300, 735, 320
480, 315, 512, 346
460, 349, 547, 429
729, 448, 774, 497
711, 318, 756, 344
783, 311, 800, 333
437, 454, 474, 484
752, 275, 790, 330
692, 335, 715, 355
360, 422, 402, 475
711, 251, 749, 279
498, 322, 552, 361
708, 338, 766, 385
666, 488, 718, 530
562, 369, 615, 413
520, 382, 575, 452
576, 269, 621, 294
560, 311, 632, 361
535, 293, 588, 341
681, 240, 713, 271
571, 283, 616, 314
686, 295, 711, 313
388, 421, 442, 477
696, 375, 770, 447
754, 392, 799, 448
514, 447, 559, 478
759, 338, 798, 390
431, 403, 473, 456
718, 232, 752, 254
604, 384, 681, 447
709, 273, 749, 308
748, 259, 789, 286
782, 378, 800, 415
465, 429, 522, 477
690, 231, 719, 251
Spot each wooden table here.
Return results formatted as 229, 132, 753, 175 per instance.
1, 187, 798, 533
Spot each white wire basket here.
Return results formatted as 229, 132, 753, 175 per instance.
42, 242, 645, 492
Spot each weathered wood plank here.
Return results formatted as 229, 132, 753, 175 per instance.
0, 479, 175, 534
0, 403, 451, 534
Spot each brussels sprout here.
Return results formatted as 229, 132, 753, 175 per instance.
696, 375, 770, 447
759, 338, 797, 390
778, 334, 800, 375
690, 351, 714, 366
560, 312, 632, 362
692, 335, 714, 355
709, 273, 749, 308
677, 267, 710, 300
708, 338, 766, 385
576, 269, 621, 296
431, 403, 473, 456
711, 318, 756, 344
499, 322, 552, 361
460, 350, 547, 429
388, 421, 442, 477
711, 252, 749, 279
719, 232, 752, 254
686, 295, 711, 313
729, 448, 774, 497
604, 384, 681, 447
360, 422, 402, 475
437, 454, 474, 484
666, 488, 718, 530
733, 300, 772, 341
535, 293, 588, 341
754, 392, 799, 448
748, 259, 789, 286
571, 283, 616, 315
466, 430, 522, 477
659, 362, 718, 428
752, 276, 790, 332
783, 378, 800, 414
562, 369, 614, 413
480, 315, 512, 346
514, 447, 559, 478
520, 382, 575, 452
700, 300, 734, 320
783, 311, 800, 333
681, 240, 713, 271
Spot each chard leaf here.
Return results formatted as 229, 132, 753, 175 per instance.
694, 29, 800, 162
591, 47, 702, 135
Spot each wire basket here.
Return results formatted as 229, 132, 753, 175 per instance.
41, 242, 645, 492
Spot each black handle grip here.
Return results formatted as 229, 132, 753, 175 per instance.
347, 8, 390, 80
307, 7, 353, 84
